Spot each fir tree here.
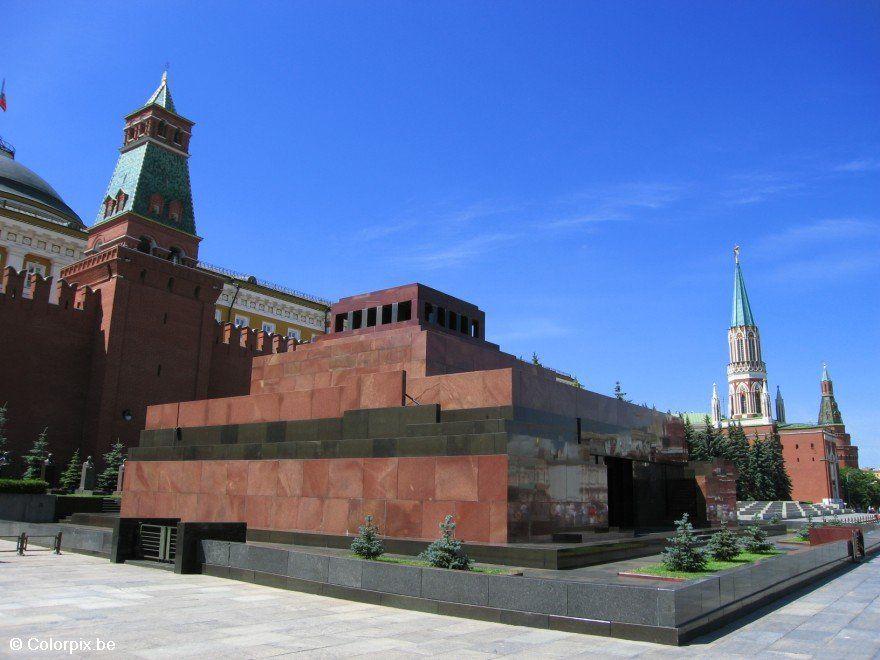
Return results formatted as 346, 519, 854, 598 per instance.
747, 436, 774, 500
706, 526, 742, 561
726, 423, 751, 499
766, 431, 792, 500
420, 515, 471, 570
683, 417, 696, 457
59, 449, 83, 493
96, 440, 125, 492
22, 427, 50, 480
661, 513, 708, 572
742, 523, 775, 553
350, 514, 384, 559
613, 382, 631, 402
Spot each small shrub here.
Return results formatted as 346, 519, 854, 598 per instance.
795, 513, 815, 541
769, 515, 781, 525
420, 515, 471, 570
827, 513, 843, 527
661, 513, 707, 572
706, 526, 741, 561
350, 514, 384, 560
742, 523, 775, 553
0, 478, 49, 494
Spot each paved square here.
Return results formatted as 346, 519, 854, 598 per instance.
1, 541, 878, 658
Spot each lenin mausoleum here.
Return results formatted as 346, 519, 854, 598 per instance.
1, 73, 737, 544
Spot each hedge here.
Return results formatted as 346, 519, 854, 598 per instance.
0, 479, 50, 494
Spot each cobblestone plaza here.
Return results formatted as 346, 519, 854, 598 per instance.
1, 541, 878, 659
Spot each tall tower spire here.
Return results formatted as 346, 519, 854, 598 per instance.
725, 247, 771, 424
775, 385, 786, 424
92, 71, 197, 245
818, 362, 843, 426
711, 382, 722, 428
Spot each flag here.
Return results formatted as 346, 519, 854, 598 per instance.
0, 79, 6, 112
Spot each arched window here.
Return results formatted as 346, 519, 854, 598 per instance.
115, 190, 128, 213
149, 193, 164, 217
173, 129, 181, 144
157, 120, 166, 138
137, 236, 154, 254
739, 393, 747, 414
168, 246, 184, 264
747, 332, 756, 361
736, 334, 744, 362
753, 387, 762, 415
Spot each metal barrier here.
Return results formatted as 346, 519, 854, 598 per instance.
19, 532, 62, 555
138, 524, 176, 563
0, 533, 26, 555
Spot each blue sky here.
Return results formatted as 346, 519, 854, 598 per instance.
5, 2, 879, 464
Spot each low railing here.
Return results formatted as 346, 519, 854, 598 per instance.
198, 261, 331, 306
0, 531, 62, 555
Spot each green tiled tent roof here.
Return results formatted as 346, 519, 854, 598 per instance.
145, 72, 175, 113
94, 141, 195, 234
731, 261, 756, 327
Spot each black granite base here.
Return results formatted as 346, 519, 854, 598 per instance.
196, 531, 880, 646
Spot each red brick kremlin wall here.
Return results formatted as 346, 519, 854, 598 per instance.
0, 258, 295, 471
121, 455, 509, 543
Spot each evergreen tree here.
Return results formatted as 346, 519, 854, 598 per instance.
420, 515, 471, 570
766, 431, 792, 500
59, 449, 83, 493
613, 382, 631, 402
661, 514, 707, 572
747, 436, 774, 500
350, 514, 384, 559
706, 526, 742, 561
0, 403, 8, 476
96, 440, 125, 492
683, 418, 697, 458
726, 423, 751, 499
742, 523, 775, 553
22, 427, 50, 480
531, 352, 541, 366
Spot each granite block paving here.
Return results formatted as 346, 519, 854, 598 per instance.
2, 540, 880, 658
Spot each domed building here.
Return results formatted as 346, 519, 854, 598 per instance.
0, 138, 87, 289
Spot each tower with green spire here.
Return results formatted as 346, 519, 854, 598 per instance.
818, 363, 844, 426
88, 71, 200, 262
725, 246, 771, 425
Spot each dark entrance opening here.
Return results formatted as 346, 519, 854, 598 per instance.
606, 456, 634, 529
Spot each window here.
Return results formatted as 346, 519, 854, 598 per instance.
352, 309, 363, 329
448, 311, 457, 330
167, 200, 182, 223
262, 322, 275, 334
168, 247, 183, 264
366, 307, 377, 327
471, 319, 480, 338
334, 314, 346, 332
137, 236, 154, 254
234, 315, 249, 328
116, 190, 128, 212
287, 328, 301, 341
157, 120, 166, 138
436, 307, 446, 327
149, 193, 164, 216
739, 393, 747, 414
173, 129, 181, 144
381, 304, 393, 324
397, 300, 412, 322
424, 302, 434, 323
23, 259, 49, 277
215, 309, 223, 322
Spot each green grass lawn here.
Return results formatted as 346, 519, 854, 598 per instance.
629, 550, 783, 579
350, 554, 511, 574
